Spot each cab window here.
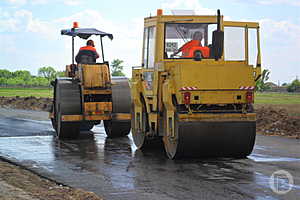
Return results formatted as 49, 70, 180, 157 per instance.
143, 26, 156, 68
248, 28, 258, 66
164, 23, 217, 59
224, 26, 259, 65
224, 27, 245, 61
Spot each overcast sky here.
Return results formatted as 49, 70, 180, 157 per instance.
0, 0, 299, 83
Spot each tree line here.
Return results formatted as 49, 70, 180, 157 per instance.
0, 67, 64, 87
0, 59, 126, 87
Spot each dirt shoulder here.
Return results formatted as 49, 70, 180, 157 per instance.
0, 159, 102, 200
255, 105, 300, 139
0, 96, 52, 112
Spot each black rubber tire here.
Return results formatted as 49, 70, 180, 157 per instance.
54, 78, 81, 139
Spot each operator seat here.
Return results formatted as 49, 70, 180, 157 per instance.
77, 54, 96, 64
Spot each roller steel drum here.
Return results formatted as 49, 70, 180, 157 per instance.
104, 77, 131, 138
163, 120, 256, 159
53, 78, 81, 139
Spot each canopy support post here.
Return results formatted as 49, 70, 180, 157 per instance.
100, 36, 105, 63
72, 36, 75, 64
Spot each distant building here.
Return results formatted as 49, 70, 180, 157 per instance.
265, 82, 288, 92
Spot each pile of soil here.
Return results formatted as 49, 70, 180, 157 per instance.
256, 106, 300, 138
0, 159, 102, 200
0, 96, 52, 111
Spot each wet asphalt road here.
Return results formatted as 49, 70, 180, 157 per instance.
0, 108, 299, 200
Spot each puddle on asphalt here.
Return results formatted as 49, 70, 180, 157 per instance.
255, 196, 279, 200
249, 153, 300, 162
254, 145, 267, 151
13, 117, 52, 125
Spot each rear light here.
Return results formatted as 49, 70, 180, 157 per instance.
246, 91, 254, 103
183, 92, 191, 105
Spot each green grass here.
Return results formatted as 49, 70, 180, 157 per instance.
255, 92, 300, 104
0, 88, 52, 98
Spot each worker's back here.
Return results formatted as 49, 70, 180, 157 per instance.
75, 46, 98, 64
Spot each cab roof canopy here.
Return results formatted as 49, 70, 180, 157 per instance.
61, 28, 113, 40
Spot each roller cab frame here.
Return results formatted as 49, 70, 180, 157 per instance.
131, 10, 262, 159
50, 24, 131, 139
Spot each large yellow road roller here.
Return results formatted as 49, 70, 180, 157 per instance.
50, 23, 131, 139
131, 10, 262, 159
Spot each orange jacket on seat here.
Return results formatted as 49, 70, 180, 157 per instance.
180, 40, 201, 57
179, 40, 210, 58
186, 46, 210, 58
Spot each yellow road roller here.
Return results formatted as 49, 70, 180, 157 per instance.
50, 23, 131, 139
131, 10, 262, 159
